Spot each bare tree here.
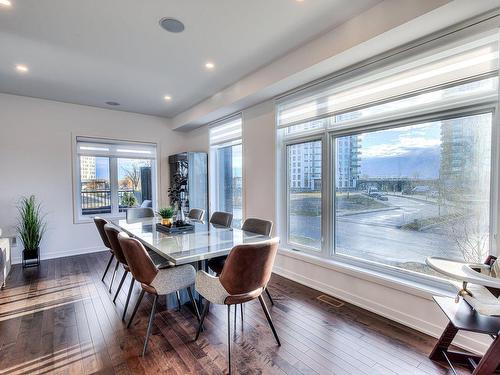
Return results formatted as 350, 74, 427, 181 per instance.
122, 164, 141, 191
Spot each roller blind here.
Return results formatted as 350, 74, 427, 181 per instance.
76, 137, 157, 159
209, 115, 242, 146
277, 30, 499, 129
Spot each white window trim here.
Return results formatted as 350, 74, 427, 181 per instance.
71, 135, 159, 224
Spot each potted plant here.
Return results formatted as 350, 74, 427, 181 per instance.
158, 207, 174, 227
17, 195, 46, 268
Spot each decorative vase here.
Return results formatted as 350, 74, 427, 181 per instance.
22, 247, 40, 268
162, 218, 173, 227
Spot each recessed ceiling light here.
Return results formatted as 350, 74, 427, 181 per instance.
105, 101, 120, 106
0, 0, 12, 7
164, 95, 172, 101
205, 62, 215, 70
159, 18, 185, 33
15, 64, 28, 73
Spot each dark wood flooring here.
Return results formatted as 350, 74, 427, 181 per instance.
0, 252, 467, 375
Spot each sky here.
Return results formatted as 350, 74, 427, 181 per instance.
358, 121, 442, 179
95, 158, 151, 180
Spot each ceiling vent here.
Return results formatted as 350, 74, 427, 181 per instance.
159, 18, 185, 33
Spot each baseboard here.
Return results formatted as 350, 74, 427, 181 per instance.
273, 265, 490, 355
11, 245, 108, 264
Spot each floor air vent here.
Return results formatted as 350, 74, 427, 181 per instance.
317, 294, 344, 308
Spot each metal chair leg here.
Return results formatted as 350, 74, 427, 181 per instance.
122, 278, 135, 321
187, 287, 201, 321
142, 294, 158, 356
240, 304, 243, 322
109, 261, 119, 293
195, 300, 210, 341
102, 253, 114, 282
127, 289, 145, 328
113, 270, 128, 303
227, 304, 232, 375
176, 290, 182, 311
234, 303, 237, 330
258, 295, 281, 346
265, 287, 275, 305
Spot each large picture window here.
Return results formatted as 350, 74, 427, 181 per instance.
277, 28, 499, 284
74, 137, 157, 222
209, 115, 243, 227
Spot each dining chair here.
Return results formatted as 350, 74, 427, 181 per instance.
208, 218, 276, 305
94, 217, 114, 283
104, 224, 135, 321
140, 200, 153, 208
187, 208, 205, 221
209, 211, 233, 227
195, 238, 280, 374
126, 207, 155, 220
117, 232, 201, 356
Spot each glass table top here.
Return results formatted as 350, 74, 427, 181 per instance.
114, 218, 272, 265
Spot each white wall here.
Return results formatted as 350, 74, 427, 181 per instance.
0, 93, 187, 263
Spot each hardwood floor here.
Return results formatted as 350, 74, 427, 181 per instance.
0, 252, 467, 375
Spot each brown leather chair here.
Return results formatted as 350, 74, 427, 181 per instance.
208, 218, 275, 305
187, 208, 205, 221
118, 232, 200, 356
209, 211, 233, 227
93, 217, 114, 283
195, 238, 280, 374
104, 224, 134, 321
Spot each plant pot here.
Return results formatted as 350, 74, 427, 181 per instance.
23, 247, 40, 268
162, 218, 173, 227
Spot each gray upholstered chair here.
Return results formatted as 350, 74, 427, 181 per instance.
118, 232, 200, 356
188, 208, 205, 221
140, 200, 153, 208
126, 207, 154, 221
195, 238, 280, 374
93, 217, 114, 283
209, 211, 233, 227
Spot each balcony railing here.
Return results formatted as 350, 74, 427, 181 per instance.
80, 189, 135, 215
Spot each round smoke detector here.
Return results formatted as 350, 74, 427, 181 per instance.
159, 17, 185, 33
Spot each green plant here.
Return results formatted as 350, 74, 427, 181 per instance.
17, 195, 46, 252
121, 192, 137, 207
158, 207, 174, 219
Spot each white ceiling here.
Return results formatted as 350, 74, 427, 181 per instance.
0, 0, 381, 118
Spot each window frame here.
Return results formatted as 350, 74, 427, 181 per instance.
278, 98, 499, 291
72, 135, 158, 224
209, 139, 244, 226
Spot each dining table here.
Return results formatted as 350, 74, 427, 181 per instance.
112, 217, 272, 309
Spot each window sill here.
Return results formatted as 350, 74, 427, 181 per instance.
276, 247, 455, 301
74, 214, 125, 225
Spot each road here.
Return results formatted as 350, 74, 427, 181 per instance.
289, 195, 463, 267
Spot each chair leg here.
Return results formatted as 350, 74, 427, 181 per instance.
113, 270, 128, 303
127, 289, 145, 328
240, 304, 243, 322
265, 287, 275, 306
142, 294, 158, 356
187, 287, 201, 321
122, 278, 135, 321
109, 261, 120, 293
102, 253, 114, 282
195, 300, 210, 341
176, 290, 182, 311
227, 305, 232, 375
258, 295, 281, 346
234, 303, 237, 330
